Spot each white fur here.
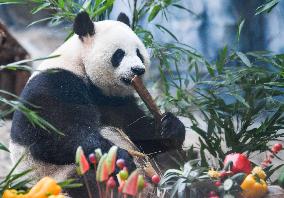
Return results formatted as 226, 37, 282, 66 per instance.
32, 20, 150, 97
9, 140, 75, 183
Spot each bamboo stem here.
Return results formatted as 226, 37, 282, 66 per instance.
131, 76, 162, 121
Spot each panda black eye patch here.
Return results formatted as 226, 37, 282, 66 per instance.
111, 49, 125, 67
136, 49, 144, 63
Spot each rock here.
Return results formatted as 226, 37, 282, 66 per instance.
0, 121, 12, 177
265, 185, 284, 198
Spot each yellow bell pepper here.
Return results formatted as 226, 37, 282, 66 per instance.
27, 177, 61, 198
241, 174, 268, 198
3, 177, 63, 198
252, 166, 266, 180
208, 168, 221, 178
48, 195, 65, 198
3, 189, 27, 198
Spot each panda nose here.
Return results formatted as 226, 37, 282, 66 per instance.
131, 67, 145, 76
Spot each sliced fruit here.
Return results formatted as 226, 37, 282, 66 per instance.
137, 175, 145, 191
96, 154, 109, 182
95, 148, 102, 161
75, 146, 90, 175
106, 146, 118, 175
123, 170, 139, 196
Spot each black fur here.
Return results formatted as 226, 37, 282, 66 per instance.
73, 12, 95, 38
117, 12, 130, 27
136, 48, 144, 63
11, 69, 185, 197
111, 49, 125, 67
131, 67, 145, 76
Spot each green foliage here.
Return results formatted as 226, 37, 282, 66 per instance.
237, 19, 245, 42
255, 0, 280, 15
0, 155, 32, 195
0, 0, 114, 26
0, 142, 9, 152
0, 55, 59, 72
160, 159, 210, 197
57, 179, 83, 189
158, 48, 284, 167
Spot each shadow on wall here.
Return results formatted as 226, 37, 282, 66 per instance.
0, 4, 51, 28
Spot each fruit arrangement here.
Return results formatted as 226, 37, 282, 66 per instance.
207, 143, 284, 198
3, 143, 284, 198
76, 145, 161, 198
2, 145, 161, 198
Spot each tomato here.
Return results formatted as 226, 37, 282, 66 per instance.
273, 143, 283, 152
151, 175, 161, 184
224, 153, 251, 174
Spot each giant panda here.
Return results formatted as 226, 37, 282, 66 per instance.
10, 12, 185, 197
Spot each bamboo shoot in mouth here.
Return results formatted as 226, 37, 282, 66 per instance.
131, 75, 162, 121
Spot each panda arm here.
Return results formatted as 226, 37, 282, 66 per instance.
123, 102, 177, 154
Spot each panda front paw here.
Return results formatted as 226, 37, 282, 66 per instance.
160, 112, 185, 149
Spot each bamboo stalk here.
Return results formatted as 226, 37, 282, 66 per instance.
131, 76, 162, 121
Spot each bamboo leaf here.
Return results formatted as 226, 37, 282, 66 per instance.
31, 2, 51, 14
148, 4, 161, 22
255, 0, 279, 15
216, 45, 227, 74
230, 93, 250, 108
236, 52, 251, 67
0, 142, 9, 152
237, 19, 245, 41
155, 24, 179, 42
0, 0, 25, 5
27, 17, 54, 27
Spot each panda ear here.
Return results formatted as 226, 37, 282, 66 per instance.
117, 12, 130, 27
73, 11, 95, 38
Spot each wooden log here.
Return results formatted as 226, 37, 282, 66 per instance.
0, 21, 31, 117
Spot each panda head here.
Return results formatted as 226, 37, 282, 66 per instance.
73, 12, 150, 97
